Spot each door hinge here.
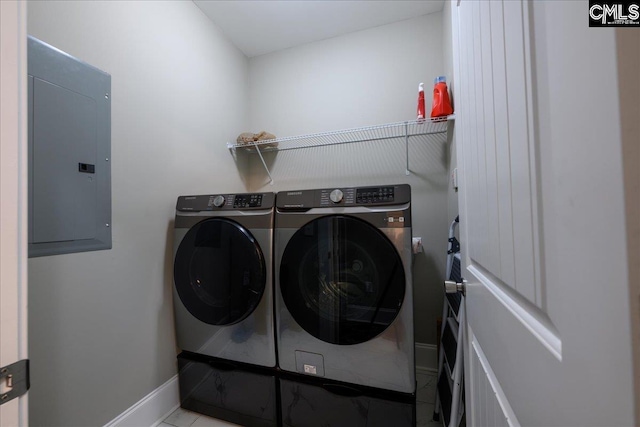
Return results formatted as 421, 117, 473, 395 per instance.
0, 359, 29, 405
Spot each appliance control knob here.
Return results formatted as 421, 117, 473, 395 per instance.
330, 189, 344, 203
213, 195, 225, 207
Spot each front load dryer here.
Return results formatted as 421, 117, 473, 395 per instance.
275, 184, 414, 393
173, 192, 275, 367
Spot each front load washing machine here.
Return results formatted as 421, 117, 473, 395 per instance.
173, 192, 275, 367
275, 184, 414, 393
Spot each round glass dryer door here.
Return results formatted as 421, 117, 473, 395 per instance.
280, 215, 406, 345
174, 218, 266, 326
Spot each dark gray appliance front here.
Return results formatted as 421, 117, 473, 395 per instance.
274, 184, 415, 393
172, 193, 276, 367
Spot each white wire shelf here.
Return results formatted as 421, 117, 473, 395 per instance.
227, 115, 454, 152
227, 115, 455, 184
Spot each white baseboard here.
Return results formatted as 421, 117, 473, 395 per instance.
415, 342, 438, 373
103, 375, 180, 427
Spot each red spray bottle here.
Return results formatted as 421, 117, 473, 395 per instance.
417, 83, 426, 120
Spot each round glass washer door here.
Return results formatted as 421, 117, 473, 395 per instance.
279, 215, 406, 345
174, 218, 266, 326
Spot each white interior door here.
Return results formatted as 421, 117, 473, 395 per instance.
0, 1, 29, 425
451, 1, 635, 425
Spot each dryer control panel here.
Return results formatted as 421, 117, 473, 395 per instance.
233, 194, 263, 208
177, 193, 275, 211
355, 186, 395, 204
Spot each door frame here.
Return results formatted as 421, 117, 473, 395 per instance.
0, 0, 29, 425
617, 27, 640, 423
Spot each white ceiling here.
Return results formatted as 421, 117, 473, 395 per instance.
193, 1, 445, 58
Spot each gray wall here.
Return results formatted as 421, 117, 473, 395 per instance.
27, 1, 248, 425
246, 13, 449, 345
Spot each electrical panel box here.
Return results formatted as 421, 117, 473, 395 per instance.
28, 36, 111, 257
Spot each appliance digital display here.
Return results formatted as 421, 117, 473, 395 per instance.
356, 187, 394, 204
233, 194, 263, 208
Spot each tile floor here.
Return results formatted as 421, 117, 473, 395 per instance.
416, 370, 445, 427
160, 371, 443, 427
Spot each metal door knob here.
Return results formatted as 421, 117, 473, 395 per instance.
444, 280, 466, 295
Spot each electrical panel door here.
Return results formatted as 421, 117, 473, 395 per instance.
28, 36, 111, 257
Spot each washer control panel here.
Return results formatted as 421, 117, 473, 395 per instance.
176, 193, 274, 211
277, 184, 410, 209
318, 186, 396, 206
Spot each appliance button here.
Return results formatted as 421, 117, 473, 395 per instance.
213, 195, 225, 207
330, 189, 344, 203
